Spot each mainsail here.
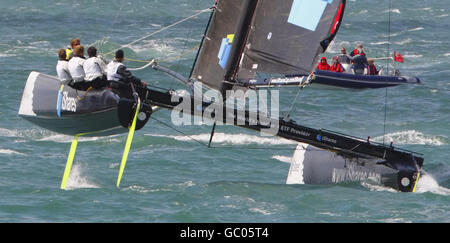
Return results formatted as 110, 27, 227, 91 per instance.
190, 0, 346, 93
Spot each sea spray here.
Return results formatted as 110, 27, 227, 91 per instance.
64, 164, 100, 190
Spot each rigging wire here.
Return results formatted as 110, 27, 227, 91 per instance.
150, 117, 327, 152
127, 60, 156, 71
282, 74, 313, 121
382, 0, 393, 145
101, 8, 212, 60
168, 26, 193, 90
122, 43, 201, 64
98, 7, 209, 72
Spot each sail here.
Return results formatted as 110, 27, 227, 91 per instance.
190, 0, 346, 92
238, 0, 346, 77
190, 0, 249, 92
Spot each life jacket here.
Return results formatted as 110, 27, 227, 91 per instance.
56, 60, 72, 84
68, 56, 86, 82
107, 60, 125, 81
316, 62, 330, 71
368, 64, 378, 75
352, 49, 366, 56
84, 57, 106, 81
330, 63, 344, 73
66, 48, 73, 60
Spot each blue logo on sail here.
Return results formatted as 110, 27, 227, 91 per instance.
217, 34, 235, 69
288, 0, 333, 31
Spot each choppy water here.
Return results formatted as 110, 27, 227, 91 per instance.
0, 0, 449, 223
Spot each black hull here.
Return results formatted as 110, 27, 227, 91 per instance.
21, 108, 126, 136
19, 72, 126, 136
313, 70, 421, 89
144, 87, 424, 192
287, 143, 421, 192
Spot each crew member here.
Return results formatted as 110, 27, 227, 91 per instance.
330, 56, 345, 73
68, 45, 89, 90
337, 47, 351, 64
350, 59, 367, 75
107, 49, 147, 99
367, 59, 379, 75
350, 43, 366, 57
56, 48, 72, 84
316, 56, 330, 71
83, 46, 109, 89
66, 38, 81, 60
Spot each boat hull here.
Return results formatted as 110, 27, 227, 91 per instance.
19, 72, 126, 136
313, 70, 421, 89
287, 143, 421, 192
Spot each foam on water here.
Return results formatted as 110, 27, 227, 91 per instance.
415, 174, 450, 196
395, 38, 413, 45
0, 128, 59, 140
64, 164, 100, 190
361, 172, 450, 195
383, 9, 401, 14
0, 149, 24, 156
38, 134, 122, 144
361, 181, 399, 193
403, 54, 423, 58
373, 130, 446, 146
0, 128, 122, 144
272, 155, 292, 164
408, 27, 424, 32
148, 133, 296, 145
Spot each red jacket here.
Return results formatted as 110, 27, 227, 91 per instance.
351, 49, 366, 57
317, 62, 330, 71
368, 64, 378, 75
330, 63, 344, 72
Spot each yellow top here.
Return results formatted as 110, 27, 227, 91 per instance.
65, 48, 72, 60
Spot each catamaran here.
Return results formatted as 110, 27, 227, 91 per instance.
18, 0, 423, 192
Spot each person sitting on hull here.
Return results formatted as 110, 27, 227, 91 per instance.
66, 38, 80, 60
316, 56, 330, 71
56, 48, 73, 84
330, 56, 345, 73
68, 45, 90, 90
83, 46, 109, 89
107, 49, 147, 99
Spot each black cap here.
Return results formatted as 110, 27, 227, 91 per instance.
115, 49, 124, 59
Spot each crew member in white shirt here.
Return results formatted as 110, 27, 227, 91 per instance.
83, 46, 108, 89
68, 45, 90, 90
107, 49, 147, 99
56, 48, 72, 84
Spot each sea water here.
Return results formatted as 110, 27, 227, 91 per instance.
0, 0, 449, 222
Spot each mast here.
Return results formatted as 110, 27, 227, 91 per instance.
222, 0, 259, 95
